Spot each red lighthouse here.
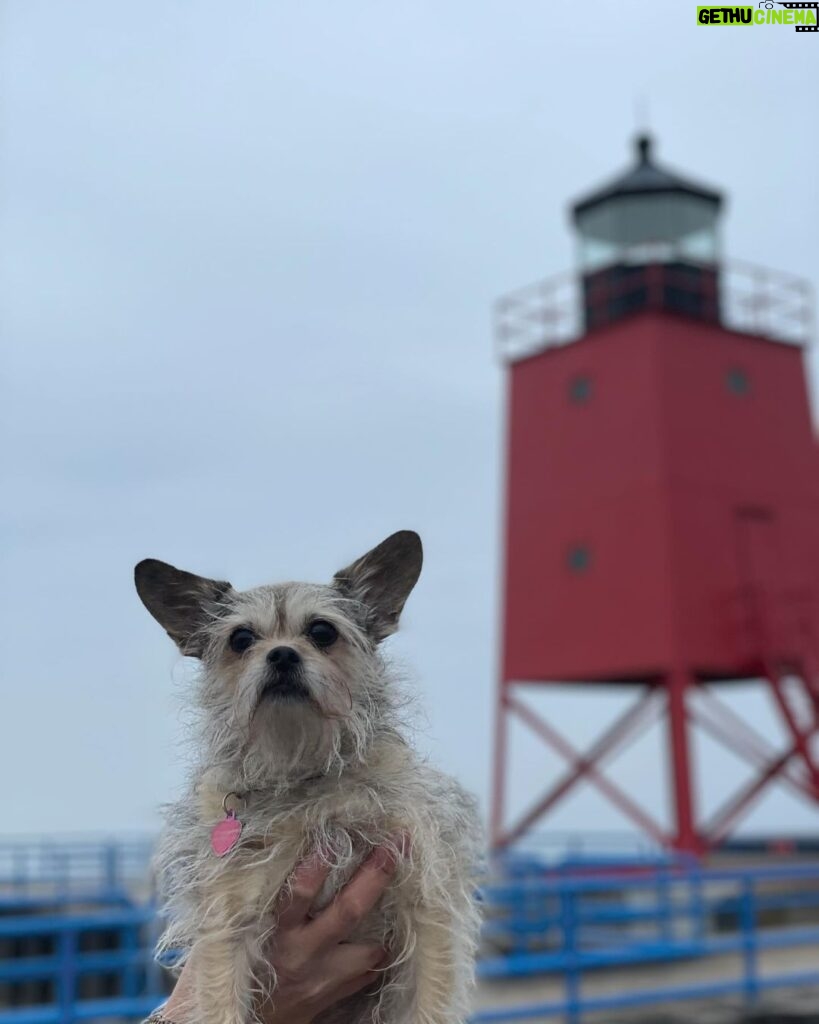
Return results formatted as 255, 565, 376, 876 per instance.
492, 135, 817, 856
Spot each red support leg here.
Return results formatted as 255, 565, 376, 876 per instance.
490, 682, 510, 850
796, 651, 819, 724
492, 667, 819, 855
667, 670, 699, 854
765, 666, 819, 789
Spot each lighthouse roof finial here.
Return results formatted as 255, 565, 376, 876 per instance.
636, 133, 652, 162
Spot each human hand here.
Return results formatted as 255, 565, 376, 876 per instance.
161, 841, 400, 1024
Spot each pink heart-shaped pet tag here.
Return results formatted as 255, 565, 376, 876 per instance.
211, 812, 242, 857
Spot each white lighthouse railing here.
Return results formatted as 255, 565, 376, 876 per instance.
495, 257, 813, 363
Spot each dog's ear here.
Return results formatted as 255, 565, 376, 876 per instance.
333, 531, 422, 641
134, 559, 233, 657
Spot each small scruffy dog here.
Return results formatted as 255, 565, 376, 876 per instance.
135, 531, 481, 1024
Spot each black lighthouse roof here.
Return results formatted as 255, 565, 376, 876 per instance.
571, 134, 723, 222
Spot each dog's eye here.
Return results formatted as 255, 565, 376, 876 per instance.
307, 619, 338, 649
229, 628, 256, 654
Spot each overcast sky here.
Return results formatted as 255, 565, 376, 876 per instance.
1, 2, 818, 844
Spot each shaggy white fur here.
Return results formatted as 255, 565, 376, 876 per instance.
136, 532, 483, 1024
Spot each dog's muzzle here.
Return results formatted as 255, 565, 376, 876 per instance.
258, 646, 310, 703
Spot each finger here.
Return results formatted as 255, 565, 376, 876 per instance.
319, 945, 387, 1002
290, 943, 384, 1016
325, 943, 386, 983
307, 844, 398, 947
275, 853, 332, 929
161, 951, 198, 1022
329, 965, 385, 1005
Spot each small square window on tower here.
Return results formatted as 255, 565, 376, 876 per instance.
566, 544, 592, 573
726, 367, 750, 396
569, 374, 593, 404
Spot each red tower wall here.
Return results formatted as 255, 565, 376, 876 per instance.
659, 319, 819, 676
502, 310, 819, 685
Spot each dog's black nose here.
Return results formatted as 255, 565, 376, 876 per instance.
267, 645, 301, 669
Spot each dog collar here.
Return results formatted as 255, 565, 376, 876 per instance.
210, 775, 330, 858
211, 791, 245, 857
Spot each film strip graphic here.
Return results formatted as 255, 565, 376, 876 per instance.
773, 1, 819, 31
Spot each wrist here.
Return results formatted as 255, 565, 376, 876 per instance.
263, 1010, 314, 1024
259, 1003, 315, 1024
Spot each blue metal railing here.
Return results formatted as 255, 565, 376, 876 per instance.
0, 838, 162, 1023
0, 907, 166, 1023
2, 838, 819, 1023
475, 861, 819, 1022
0, 838, 154, 905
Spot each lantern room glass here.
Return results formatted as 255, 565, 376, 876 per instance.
576, 192, 720, 274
